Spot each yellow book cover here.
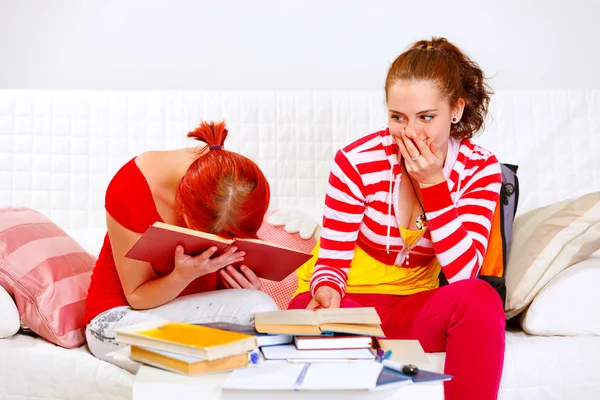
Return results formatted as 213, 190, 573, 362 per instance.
115, 320, 257, 360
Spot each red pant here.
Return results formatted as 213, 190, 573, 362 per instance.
288, 279, 505, 400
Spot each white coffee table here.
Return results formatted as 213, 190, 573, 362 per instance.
132, 363, 444, 400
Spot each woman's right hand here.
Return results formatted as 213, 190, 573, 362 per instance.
172, 245, 245, 282
306, 286, 341, 310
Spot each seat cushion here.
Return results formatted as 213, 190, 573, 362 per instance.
0, 207, 96, 348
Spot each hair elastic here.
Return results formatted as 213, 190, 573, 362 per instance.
209, 145, 223, 150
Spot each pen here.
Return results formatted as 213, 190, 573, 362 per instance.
287, 359, 360, 363
376, 348, 392, 362
382, 360, 419, 376
294, 363, 311, 391
248, 350, 260, 364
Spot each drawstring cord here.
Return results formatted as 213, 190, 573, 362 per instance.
386, 165, 393, 254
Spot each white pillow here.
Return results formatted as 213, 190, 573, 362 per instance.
520, 251, 600, 336
0, 285, 20, 338
505, 192, 600, 319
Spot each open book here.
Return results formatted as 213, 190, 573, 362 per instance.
254, 307, 385, 337
125, 221, 313, 282
222, 362, 385, 391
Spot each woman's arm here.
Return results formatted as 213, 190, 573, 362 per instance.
396, 132, 502, 283
422, 155, 502, 282
310, 149, 367, 298
106, 213, 244, 310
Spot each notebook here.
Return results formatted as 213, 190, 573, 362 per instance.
222, 362, 384, 391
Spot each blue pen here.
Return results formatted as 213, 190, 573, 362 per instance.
248, 350, 260, 365
382, 349, 392, 361
294, 363, 311, 391
377, 348, 392, 362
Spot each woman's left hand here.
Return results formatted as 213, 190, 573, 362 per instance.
396, 129, 445, 188
218, 265, 262, 290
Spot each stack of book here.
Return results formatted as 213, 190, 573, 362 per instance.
253, 307, 384, 361
114, 321, 260, 376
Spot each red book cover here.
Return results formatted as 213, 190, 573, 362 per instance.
125, 222, 313, 282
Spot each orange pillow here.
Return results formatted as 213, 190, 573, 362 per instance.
0, 207, 95, 348
256, 210, 317, 309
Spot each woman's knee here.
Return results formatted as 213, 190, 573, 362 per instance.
230, 289, 279, 324
448, 279, 505, 325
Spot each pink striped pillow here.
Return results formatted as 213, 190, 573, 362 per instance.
0, 207, 95, 348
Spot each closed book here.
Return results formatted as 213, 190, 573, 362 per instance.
255, 307, 384, 337
260, 344, 375, 361
129, 346, 249, 375
294, 334, 373, 350
124, 221, 313, 282
114, 320, 257, 360
196, 322, 293, 347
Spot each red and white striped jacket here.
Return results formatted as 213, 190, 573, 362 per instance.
310, 129, 502, 297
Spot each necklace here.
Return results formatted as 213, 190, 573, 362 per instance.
402, 160, 427, 230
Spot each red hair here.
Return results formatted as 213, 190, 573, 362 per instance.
385, 37, 493, 139
174, 121, 270, 239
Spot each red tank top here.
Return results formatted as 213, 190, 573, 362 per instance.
82, 158, 217, 325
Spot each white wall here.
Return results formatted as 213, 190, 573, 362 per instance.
1, 0, 599, 90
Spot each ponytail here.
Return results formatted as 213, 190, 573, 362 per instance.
176, 121, 270, 239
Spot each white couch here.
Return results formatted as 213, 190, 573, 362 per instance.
1, 90, 600, 399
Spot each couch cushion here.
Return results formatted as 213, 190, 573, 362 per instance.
0, 284, 20, 338
505, 192, 600, 319
0, 207, 96, 348
520, 251, 600, 335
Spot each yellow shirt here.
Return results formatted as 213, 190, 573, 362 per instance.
295, 226, 440, 296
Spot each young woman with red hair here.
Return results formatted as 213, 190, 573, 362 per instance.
83, 121, 278, 370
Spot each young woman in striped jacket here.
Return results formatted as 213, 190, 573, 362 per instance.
290, 37, 505, 400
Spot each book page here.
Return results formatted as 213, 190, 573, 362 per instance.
319, 323, 385, 337
152, 222, 232, 244
315, 307, 382, 325
222, 362, 383, 390
222, 364, 306, 390
254, 309, 319, 326
238, 236, 308, 252
301, 362, 383, 390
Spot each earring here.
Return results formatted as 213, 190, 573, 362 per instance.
452, 117, 457, 123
